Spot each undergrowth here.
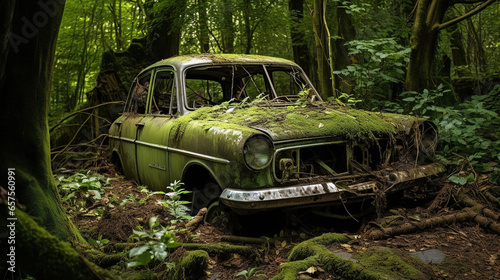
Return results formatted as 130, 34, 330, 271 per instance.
377, 84, 500, 183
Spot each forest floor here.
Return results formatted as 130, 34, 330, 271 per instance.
62, 167, 500, 280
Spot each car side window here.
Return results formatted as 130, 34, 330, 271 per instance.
151, 70, 177, 115
126, 73, 151, 114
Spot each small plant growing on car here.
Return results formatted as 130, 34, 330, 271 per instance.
127, 216, 181, 268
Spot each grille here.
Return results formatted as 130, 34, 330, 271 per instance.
273, 142, 348, 181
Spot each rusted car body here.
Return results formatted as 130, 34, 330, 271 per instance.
109, 54, 445, 216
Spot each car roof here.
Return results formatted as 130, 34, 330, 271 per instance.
142, 54, 298, 73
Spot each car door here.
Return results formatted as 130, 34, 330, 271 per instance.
112, 71, 152, 181
135, 68, 177, 190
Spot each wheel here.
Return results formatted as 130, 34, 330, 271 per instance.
204, 201, 223, 224
191, 182, 221, 215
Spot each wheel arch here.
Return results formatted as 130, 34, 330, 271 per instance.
181, 161, 221, 191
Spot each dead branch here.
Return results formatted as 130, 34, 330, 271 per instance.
473, 214, 500, 235
364, 209, 477, 240
185, 208, 207, 230
457, 193, 500, 222
483, 190, 500, 208
115, 242, 254, 255
49, 101, 124, 133
181, 243, 253, 255
221, 235, 269, 244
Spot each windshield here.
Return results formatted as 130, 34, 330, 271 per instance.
184, 64, 319, 109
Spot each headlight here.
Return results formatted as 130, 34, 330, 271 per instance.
243, 135, 274, 170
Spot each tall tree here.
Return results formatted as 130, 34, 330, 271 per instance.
289, 0, 312, 76
146, 0, 187, 60
312, 0, 336, 99
405, 0, 496, 92
0, 0, 81, 241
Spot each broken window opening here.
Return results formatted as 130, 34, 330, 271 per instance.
184, 64, 319, 110
151, 70, 177, 115
126, 73, 151, 114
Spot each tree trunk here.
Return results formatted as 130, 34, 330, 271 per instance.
0, 0, 81, 242
289, 0, 312, 76
146, 1, 186, 60
312, 0, 335, 99
405, 0, 446, 92
198, 0, 210, 53
221, 0, 235, 53
405, 0, 496, 92
243, 0, 253, 54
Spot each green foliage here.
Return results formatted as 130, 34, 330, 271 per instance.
378, 84, 500, 182
127, 216, 181, 268
157, 180, 192, 225
236, 266, 266, 278
333, 38, 410, 106
329, 92, 363, 107
56, 170, 112, 205
88, 235, 110, 248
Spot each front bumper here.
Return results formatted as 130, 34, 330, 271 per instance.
220, 162, 446, 211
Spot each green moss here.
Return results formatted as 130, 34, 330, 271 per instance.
172, 250, 209, 280
355, 248, 424, 279
274, 233, 424, 280
12, 209, 113, 280
274, 233, 380, 280
174, 103, 419, 142
84, 249, 126, 268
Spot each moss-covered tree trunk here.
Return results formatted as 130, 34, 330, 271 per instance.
0, 0, 79, 242
312, 0, 336, 99
405, 0, 496, 92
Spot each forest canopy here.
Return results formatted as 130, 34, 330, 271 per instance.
50, 0, 500, 117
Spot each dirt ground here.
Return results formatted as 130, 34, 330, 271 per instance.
68, 174, 500, 280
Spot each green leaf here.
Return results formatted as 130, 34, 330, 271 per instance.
129, 245, 150, 257
88, 238, 99, 248
448, 175, 467, 185
137, 250, 153, 266
236, 270, 249, 277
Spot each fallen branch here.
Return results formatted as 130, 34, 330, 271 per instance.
458, 193, 500, 222
115, 242, 254, 255
473, 215, 500, 235
483, 190, 500, 208
181, 243, 253, 255
185, 208, 207, 230
221, 235, 268, 244
364, 209, 477, 240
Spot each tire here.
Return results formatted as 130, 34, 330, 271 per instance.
191, 181, 221, 215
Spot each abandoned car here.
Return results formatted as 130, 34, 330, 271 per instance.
109, 54, 445, 218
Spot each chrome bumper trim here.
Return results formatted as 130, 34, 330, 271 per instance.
220, 162, 445, 210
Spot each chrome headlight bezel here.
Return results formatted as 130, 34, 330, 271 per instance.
243, 135, 274, 170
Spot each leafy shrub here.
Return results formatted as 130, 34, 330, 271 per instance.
56, 170, 112, 204
127, 216, 181, 268
333, 38, 410, 105
377, 84, 500, 182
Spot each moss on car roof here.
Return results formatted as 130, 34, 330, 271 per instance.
172, 102, 421, 142
145, 54, 296, 71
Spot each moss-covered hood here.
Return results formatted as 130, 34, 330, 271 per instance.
183, 103, 421, 141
